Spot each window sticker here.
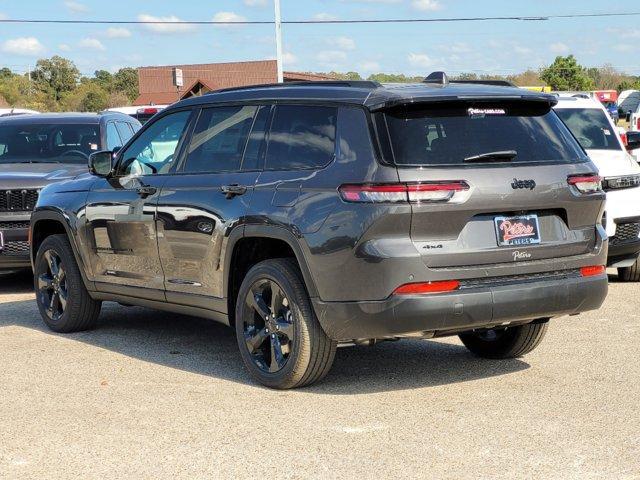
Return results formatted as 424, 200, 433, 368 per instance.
467, 108, 507, 118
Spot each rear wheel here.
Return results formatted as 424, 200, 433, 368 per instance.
618, 258, 640, 282
459, 321, 548, 359
34, 234, 101, 333
235, 258, 336, 389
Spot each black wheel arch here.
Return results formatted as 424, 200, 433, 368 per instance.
30, 208, 96, 292
224, 225, 319, 324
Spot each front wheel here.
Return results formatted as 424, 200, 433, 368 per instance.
235, 258, 336, 389
459, 321, 548, 359
34, 234, 101, 333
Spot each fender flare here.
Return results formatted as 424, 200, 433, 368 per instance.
30, 208, 96, 292
223, 224, 319, 299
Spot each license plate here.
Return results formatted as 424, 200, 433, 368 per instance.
494, 215, 541, 246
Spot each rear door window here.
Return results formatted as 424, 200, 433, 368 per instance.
554, 108, 621, 151
106, 122, 122, 151
115, 121, 134, 145
382, 102, 585, 166
265, 105, 337, 170
183, 105, 257, 173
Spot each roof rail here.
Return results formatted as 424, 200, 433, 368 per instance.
423, 71, 449, 87
212, 80, 381, 95
450, 79, 516, 87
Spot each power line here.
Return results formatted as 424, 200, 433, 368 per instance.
0, 12, 640, 26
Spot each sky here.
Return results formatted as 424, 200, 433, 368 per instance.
0, 0, 639, 77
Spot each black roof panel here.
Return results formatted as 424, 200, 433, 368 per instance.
0, 112, 133, 125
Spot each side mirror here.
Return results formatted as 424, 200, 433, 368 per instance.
627, 131, 640, 151
88, 150, 115, 177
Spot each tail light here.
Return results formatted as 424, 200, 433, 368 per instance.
393, 280, 460, 295
580, 265, 606, 277
137, 107, 158, 115
637, 118, 640, 130
620, 132, 628, 147
339, 181, 469, 204
567, 174, 602, 194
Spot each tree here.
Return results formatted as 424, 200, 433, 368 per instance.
93, 69, 114, 90
507, 69, 545, 87
540, 55, 594, 91
329, 71, 363, 81
367, 72, 423, 83
31, 56, 81, 103
112, 68, 138, 101
62, 83, 108, 112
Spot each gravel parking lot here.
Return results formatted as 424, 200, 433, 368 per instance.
1, 270, 639, 479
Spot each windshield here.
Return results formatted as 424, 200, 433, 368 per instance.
382, 102, 585, 166
0, 123, 100, 164
555, 108, 621, 151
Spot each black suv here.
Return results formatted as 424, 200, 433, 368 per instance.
30, 74, 609, 389
0, 113, 140, 272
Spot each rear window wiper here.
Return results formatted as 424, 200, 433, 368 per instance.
463, 150, 517, 163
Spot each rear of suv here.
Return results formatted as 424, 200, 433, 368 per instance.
30, 73, 608, 389
0, 112, 140, 273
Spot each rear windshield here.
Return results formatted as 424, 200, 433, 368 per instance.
0, 123, 100, 164
554, 108, 621, 151
382, 102, 586, 166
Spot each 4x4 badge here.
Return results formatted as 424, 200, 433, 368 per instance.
511, 178, 536, 190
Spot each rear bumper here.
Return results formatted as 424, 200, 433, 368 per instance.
312, 273, 608, 341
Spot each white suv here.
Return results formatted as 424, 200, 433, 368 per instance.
555, 95, 640, 280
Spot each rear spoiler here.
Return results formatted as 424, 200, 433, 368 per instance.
367, 93, 558, 112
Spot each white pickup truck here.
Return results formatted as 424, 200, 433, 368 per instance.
619, 90, 640, 162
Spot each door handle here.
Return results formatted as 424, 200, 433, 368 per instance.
220, 184, 247, 199
136, 185, 157, 198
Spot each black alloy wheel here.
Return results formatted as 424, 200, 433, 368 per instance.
242, 278, 295, 374
37, 250, 69, 322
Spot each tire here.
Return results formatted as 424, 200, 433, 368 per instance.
34, 234, 101, 333
618, 258, 640, 282
235, 258, 337, 389
459, 321, 548, 359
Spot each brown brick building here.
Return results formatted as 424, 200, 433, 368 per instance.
134, 60, 333, 106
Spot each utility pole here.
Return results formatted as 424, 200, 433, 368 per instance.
274, 0, 283, 83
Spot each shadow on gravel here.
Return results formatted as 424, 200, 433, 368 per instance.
0, 296, 530, 394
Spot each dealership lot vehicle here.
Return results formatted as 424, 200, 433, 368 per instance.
554, 96, 640, 279
31, 74, 608, 389
0, 113, 141, 272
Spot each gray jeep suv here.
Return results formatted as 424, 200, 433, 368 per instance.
30, 73, 608, 388
0, 113, 140, 272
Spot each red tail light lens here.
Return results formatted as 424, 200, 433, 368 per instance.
393, 280, 460, 295
637, 118, 640, 130
339, 182, 469, 203
620, 132, 628, 147
567, 174, 602, 194
580, 265, 606, 277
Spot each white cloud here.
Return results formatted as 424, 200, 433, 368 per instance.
79, 38, 106, 51
358, 60, 381, 72
342, 0, 402, 3
105, 27, 131, 39
0, 13, 8, 20
327, 36, 356, 51
620, 29, 640, 39
244, 0, 267, 5
1, 37, 45, 56
64, 1, 89, 13
512, 44, 532, 55
316, 50, 348, 64
439, 41, 472, 53
282, 51, 297, 65
408, 52, 433, 68
58, 43, 71, 51
212, 11, 247, 28
549, 42, 569, 54
138, 14, 196, 34
314, 13, 339, 21
411, 0, 442, 11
